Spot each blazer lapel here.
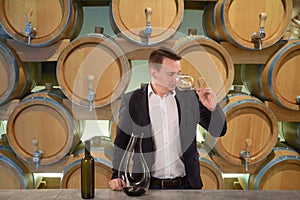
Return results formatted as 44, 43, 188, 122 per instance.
128, 85, 153, 153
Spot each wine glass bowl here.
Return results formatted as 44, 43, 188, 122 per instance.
176, 75, 194, 90
176, 75, 206, 90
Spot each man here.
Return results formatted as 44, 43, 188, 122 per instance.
109, 47, 227, 190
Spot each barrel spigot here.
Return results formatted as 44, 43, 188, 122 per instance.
251, 13, 267, 50
144, 7, 153, 46
32, 138, 43, 172
87, 75, 96, 111
296, 96, 300, 105
240, 138, 252, 172
24, 8, 37, 45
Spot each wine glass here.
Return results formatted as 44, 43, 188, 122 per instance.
176, 74, 206, 91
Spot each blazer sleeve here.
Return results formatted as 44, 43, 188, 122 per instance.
199, 101, 227, 137
111, 94, 132, 179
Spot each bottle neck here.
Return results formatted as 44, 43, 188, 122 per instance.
84, 140, 91, 156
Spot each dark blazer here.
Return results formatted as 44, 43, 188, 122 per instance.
112, 85, 227, 189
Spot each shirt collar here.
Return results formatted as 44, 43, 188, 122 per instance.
148, 82, 176, 98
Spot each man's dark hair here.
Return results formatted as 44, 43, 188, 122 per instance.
148, 47, 181, 70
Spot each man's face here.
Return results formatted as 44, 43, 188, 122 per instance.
152, 57, 181, 92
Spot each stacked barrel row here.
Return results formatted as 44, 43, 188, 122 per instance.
203, 0, 300, 190
0, 0, 299, 190
0, 0, 106, 190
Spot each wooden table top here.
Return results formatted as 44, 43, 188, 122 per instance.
0, 189, 300, 200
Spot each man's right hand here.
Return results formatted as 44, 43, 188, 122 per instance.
109, 178, 126, 191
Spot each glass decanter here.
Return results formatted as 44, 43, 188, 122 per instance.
118, 133, 150, 196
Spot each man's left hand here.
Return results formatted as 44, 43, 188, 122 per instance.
196, 87, 217, 111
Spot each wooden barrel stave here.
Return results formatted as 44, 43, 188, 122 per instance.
60, 157, 112, 189
0, 0, 83, 46
56, 33, 131, 108
0, 146, 34, 189
202, 1, 223, 42
172, 35, 234, 102
0, 41, 41, 105
248, 146, 300, 190
6, 88, 84, 165
66, 1, 84, 40
205, 93, 278, 166
241, 41, 300, 110
281, 122, 300, 151
110, 0, 184, 46
61, 137, 114, 189
283, 0, 300, 39
72, 136, 114, 162
203, 0, 293, 50
240, 64, 268, 101
198, 148, 224, 190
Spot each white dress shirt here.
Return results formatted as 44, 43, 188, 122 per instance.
148, 84, 186, 179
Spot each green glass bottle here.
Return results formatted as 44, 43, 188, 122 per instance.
81, 140, 95, 199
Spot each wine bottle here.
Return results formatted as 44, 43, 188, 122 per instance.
81, 140, 95, 199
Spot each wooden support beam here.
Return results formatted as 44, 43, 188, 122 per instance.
114, 37, 176, 60
79, 0, 217, 9
264, 101, 300, 122
5, 36, 286, 64
63, 98, 121, 120
220, 42, 284, 64
24, 153, 82, 173
6, 39, 70, 62
211, 154, 269, 174
79, 0, 110, 7
184, 0, 217, 10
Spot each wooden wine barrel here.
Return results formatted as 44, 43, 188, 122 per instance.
232, 64, 244, 85
203, 0, 293, 50
60, 157, 112, 189
0, 0, 83, 47
110, 0, 184, 46
65, 1, 84, 40
281, 122, 300, 151
0, 145, 34, 189
248, 146, 300, 190
198, 148, 224, 190
284, 0, 300, 39
0, 41, 41, 105
73, 136, 114, 162
172, 35, 234, 102
39, 62, 59, 86
60, 137, 113, 189
6, 86, 85, 165
241, 40, 300, 110
205, 93, 278, 166
57, 33, 131, 109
